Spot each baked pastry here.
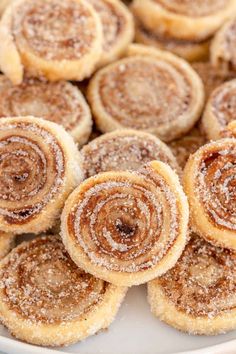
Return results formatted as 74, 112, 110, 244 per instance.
192, 62, 235, 100
202, 80, 236, 140
169, 126, 206, 169
0, 0, 103, 84
222, 120, 236, 138
0, 232, 14, 259
183, 139, 236, 250
135, 21, 210, 62
81, 129, 181, 178
61, 160, 189, 286
88, 44, 205, 142
0, 76, 92, 146
148, 233, 236, 335
131, 0, 236, 41
0, 235, 127, 346
88, 0, 134, 67
0, 116, 83, 235
211, 17, 236, 73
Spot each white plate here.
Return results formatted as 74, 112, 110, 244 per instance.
1, 285, 236, 354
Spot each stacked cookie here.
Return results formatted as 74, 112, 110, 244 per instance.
132, 0, 236, 62
1, 0, 236, 349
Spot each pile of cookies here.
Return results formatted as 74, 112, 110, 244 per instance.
0, 0, 236, 348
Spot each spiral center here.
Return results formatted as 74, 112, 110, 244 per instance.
115, 218, 136, 238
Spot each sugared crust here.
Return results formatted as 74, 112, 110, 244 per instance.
0, 0, 103, 84
0, 116, 83, 234
61, 161, 189, 286
87, 45, 205, 142
148, 235, 236, 335
183, 139, 236, 250
135, 21, 210, 62
0, 232, 14, 259
0, 236, 127, 346
0, 76, 92, 146
211, 17, 236, 73
202, 80, 236, 140
89, 0, 134, 67
131, 0, 236, 41
81, 129, 181, 177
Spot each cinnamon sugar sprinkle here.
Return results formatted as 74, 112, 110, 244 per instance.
0, 121, 65, 223
0, 77, 89, 132
81, 132, 179, 178
12, 0, 97, 61
195, 141, 236, 231
0, 236, 109, 324
159, 234, 236, 318
69, 164, 180, 273
212, 80, 236, 128
99, 57, 191, 129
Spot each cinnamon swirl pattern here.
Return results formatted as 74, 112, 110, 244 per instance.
88, 45, 205, 142
148, 234, 236, 335
0, 0, 103, 84
211, 17, 236, 73
81, 129, 181, 178
0, 116, 83, 234
203, 80, 236, 140
169, 127, 206, 169
131, 0, 236, 41
183, 139, 236, 250
135, 22, 210, 62
0, 232, 14, 259
0, 76, 92, 146
61, 161, 189, 286
88, 0, 134, 66
0, 236, 127, 346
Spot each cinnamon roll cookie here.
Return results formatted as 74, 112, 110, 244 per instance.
183, 139, 236, 250
88, 0, 134, 67
0, 232, 14, 259
203, 80, 236, 140
0, 235, 127, 346
211, 17, 236, 73
0, 116, 83, 235
0, 0, 103, 84
0, 76, 92, 146
131, 0, 236, 41
87, 45, 205, 142
148, 234, 236, 335
135, 21, 211, 62
61, 161, 189, 286
169, 127, 206, 169
81, 129, 181, 178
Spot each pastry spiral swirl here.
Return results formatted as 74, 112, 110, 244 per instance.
131, 0, 236, 41
0, 116, 83, 234
0, 0, 103, 84
148, 234, 236, 335
88, 0, 134, 67
222, 121, 236, 138
203, 79, 236, 140
0, 76, 92, 146
0, 235, 127, 346
88, 45, 204, 142
81, 129, 181, 178
183, 139, 236, 250
61, 160, 189, 286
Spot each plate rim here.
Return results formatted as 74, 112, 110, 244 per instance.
1, 334, 236, 354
